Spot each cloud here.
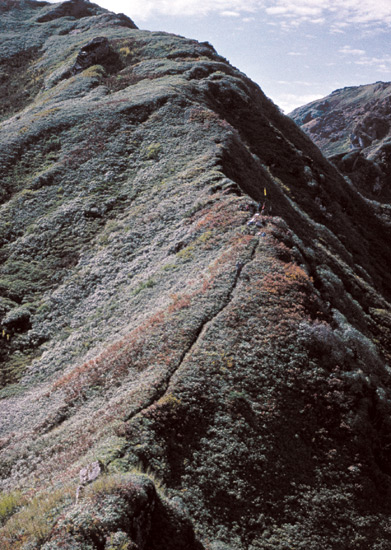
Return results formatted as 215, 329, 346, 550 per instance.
221, 10, 241, 17
354, 55, 391, 73
78, 0, 261, 20
277, 79, 314, 86
48, 0, 391, 27
262, 0, 391, 26
275, 92, 325, 113
337, 45, 391, 73
339, 45, 366, 55
266, 6, 289, 15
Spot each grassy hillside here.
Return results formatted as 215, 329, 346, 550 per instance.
0, 2, 391, 549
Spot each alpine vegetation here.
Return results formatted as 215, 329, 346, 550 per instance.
0, 1, 391, 549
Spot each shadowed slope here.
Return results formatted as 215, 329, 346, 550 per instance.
290, 82, 391, 203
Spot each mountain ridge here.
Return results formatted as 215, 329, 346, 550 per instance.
0, 2, 391, 549
290, 81, 391, 203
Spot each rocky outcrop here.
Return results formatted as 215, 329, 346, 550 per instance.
36, 0, 137, 28
351, 114, 389, 148
67, 36, 121, 76
36, 0, 112, 24
36, 0, 98, 21
41, 474, 201, 550
290, 81, 391, 202
76, 460, 105, 503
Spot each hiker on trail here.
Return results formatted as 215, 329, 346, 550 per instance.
247, 213, 263, 228
241, 202, 257, 214
247, 213, 256, 225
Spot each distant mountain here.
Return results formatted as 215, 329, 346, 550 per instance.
290, 82, 391, 202
1, 2, 391, 549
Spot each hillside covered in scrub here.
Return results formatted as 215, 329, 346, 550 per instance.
1, 1, 391, 549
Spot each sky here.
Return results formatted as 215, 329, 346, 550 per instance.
48, 0, 391, 112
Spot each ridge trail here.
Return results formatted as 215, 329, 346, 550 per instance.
122, 235, 260, 424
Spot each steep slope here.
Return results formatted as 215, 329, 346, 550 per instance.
290, 82, 391, 203
1, 2, 391, 549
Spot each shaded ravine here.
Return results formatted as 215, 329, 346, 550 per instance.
122, 235, 260, 425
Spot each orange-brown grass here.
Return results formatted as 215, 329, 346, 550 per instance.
49, 307, 166, 394
262, 262, 312, 296
25, 220, 259, 490
193, 198, 245, 232
188, 106, 221, 125
48, 231, 252, 405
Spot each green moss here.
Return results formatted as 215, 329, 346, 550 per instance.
176, 244, 195, 261
0, 349, 43, 389
0, 138, 61, 205
132, 278, 156, 295
197, 229, 213, 243
0, 260, 51, 301
18, 188, 37, 199
0, 491, 25, 525
143, 142, 162, 160
161, 263, 178, 271
80, 64, 106, 79
176, 231, 214, 262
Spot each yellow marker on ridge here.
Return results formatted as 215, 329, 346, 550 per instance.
264, 188, 267, 196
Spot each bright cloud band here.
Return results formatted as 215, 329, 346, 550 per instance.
90, 0, 391, 25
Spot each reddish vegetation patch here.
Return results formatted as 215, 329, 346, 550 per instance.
49, 222, 255, 412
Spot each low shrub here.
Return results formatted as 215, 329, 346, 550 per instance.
132, 277, 156, 295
